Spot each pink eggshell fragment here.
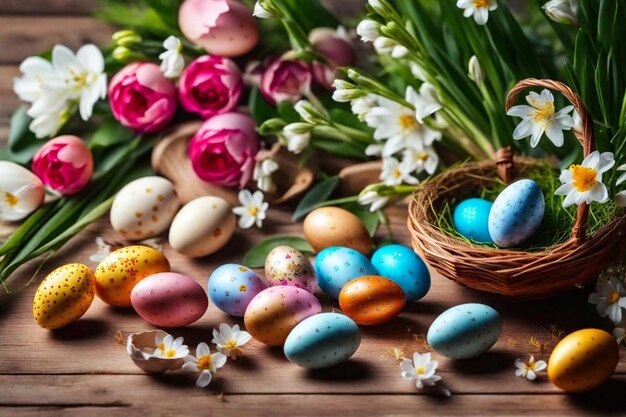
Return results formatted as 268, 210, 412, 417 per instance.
131, 272, 208, 327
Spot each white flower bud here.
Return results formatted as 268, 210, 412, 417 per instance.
542, 0, 577, 25
294, 100, 325, 124
284, 122, 313, 134
253, 1, 273, 18
356, 19, 380, 43
468, 55, 484, 85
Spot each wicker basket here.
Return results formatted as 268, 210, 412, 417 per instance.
407, 79, 626, 298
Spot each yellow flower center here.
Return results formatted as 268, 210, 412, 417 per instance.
158, 342, 165, 352
196, 355, 213, 371
164, 349, 177, 358
399, 114, 418, 131
531, 99, 555, 128
4, 192, 18, 207
416, 367, 425, 375
393, 168, 402, 178
473, 0, 491, 8
248, 206, 259, 216
608, 291, 620, 304
570, 165, 597, 192
416, 152, 429, 161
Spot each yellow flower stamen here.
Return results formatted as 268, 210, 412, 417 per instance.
570, 165, 597, 192
393, 168, 402, 178
197, 355, 214, 371
530, 98, 555, 128
608, 291, 620, 304
248, 206, 259, 216
416, 367, 425, 375
416, 152, 429, 161
158, 342, 165, 351
4, 192, 18, 207
164, 349, 177, 358
473, 0, 490, 7
399, 114, 419, 131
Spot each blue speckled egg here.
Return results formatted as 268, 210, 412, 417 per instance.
208, 264, 267, 317
453, 198, 494, 244
427, 303, 502, 359
370, 244, 430, 301
314, 246, 376, 299
284, 313, 361, 369
488, 179, 544, 248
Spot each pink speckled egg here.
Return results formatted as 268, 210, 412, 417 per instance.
244, 286, 321, 346
131, 272, 208, 327
264, 246, 317, 293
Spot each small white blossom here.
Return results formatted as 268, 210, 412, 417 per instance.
358, 190, 390, 212
588, 276, 626, 324
555, 151, 614, 207
182, 343, 227, 388
233, 190, 269, 229
410, 62, 428, 82
468, 55, 484, 84
332, 79, 362, 102
253, 1, 273, 18
402, 146, 439, 175
13, 56, 59, 104
356, 19, 380, 42
159, 36, 185, 78
381, 157, 419, 186
456, 0, 498, 25
211, 323, 252, 360
543, 0, 578, 25
406, 83, 442, 123
515, 355, 547, 381
373, 37, 408, 58
283, 123, 312, 154
153, 334, 189, 359
400, 352, 445, 391
351, 94, 378, 119
253, 156, 279, 193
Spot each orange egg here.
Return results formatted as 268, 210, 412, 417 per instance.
548, 328, 619, 392
339, 276, 406, 325
303, 207, 372, 256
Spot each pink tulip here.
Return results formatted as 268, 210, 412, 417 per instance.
259, 56, 311, 105
309, 27, 356, 89
188, 112, 260, 188
108, 62, 177, 134
32, 135, 93, 195
178, 55, 243, 119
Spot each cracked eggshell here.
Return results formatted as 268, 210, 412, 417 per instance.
110, 176, 180, 241
168, 196, 235, 257
126, 330, 184, 373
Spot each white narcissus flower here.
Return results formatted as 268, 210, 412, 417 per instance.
588, 277, 626, 324
159, 36, 185, 79
351, 94, 378, 119
400, 352, 443, 390
253, 1, 272, 18
89, 236, 112, 264
358, 190, 390, 212
283, 125, 312, 155
0, 161, 45, 222
13, 56, 59, 104
406, 83, 442, 123
29, 104, 72, 139
456, 0, 498, 25
615, 164, 626, 207
543, 0, 578, 25
153, 334, 190, 359
233, 190, 269, 229
182, 342, 227, 388
211, 323, 253, 360
507, 89, 575, 148
402, 146, 439, 175
356, 19, 380, 42
514, 355, 547, 381
253, 156, 279, 193
381, 157, 419, 186
555, 151, 614, 207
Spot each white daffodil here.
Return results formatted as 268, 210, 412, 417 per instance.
381, 157, 419, 186
468, 55, 484, 84
406, 84, 442, 123
555, 151, 614, 207
211, 323, 252, 360
543, 0, 578, 25
153, 334, 190, 359
588, 277, 626, 323
507, 89, 575, 148
400, 352, 443, 389
0, 161, 45, 222
233, 190, 269, 229
456, 0, 498, 25
356, 19, 380, 42
253, 1, 273, 18
253, 157, 279, 193
365, 143, 384, 157
514, 355, 547, 381
613, 327, 626, 345
283, 123, 312, 154
28, 104, 72, 139
89, 236, 112, 264
182, 342, 227, 388
402, 146, 439, 175
358, 190, 390, 212
13, 56, 59, 104
615, 164, 626, 207
159, 36, 185, 79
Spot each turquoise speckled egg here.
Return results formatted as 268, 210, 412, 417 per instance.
427, 303, 502, 359
284, 313, 361, 369
370, 244, 430, 301
208, 264, 267, 317
488, 179, 544, 248
453, 198, 494, 244
314, 246, 376, 299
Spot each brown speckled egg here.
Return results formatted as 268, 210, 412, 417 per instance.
95, 246, 170, 307
339, 276, 405, 326
244, 286, 321, 346
264, 245, 316, 293
548, 328, 618, 392
33, 263, 96, 329
303, 207, 373, 256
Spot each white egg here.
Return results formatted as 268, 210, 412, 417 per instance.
110, 176, 180, 241
168, 196, 235, 257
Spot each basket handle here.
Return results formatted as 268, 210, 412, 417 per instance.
505, 78, 595, 242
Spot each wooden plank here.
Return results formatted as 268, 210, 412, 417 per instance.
0, 66, 20, 125
0, 0, 96, 15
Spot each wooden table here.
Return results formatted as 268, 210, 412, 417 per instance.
1, 2, 625, 416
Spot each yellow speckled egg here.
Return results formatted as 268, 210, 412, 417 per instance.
548, 328, 619, 392
33, 263, 96, 329
95, 246, 170, 307
303, 207, 372, 256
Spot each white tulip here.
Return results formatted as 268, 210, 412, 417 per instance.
543, 0, 577, 25
0, 161, 45, 222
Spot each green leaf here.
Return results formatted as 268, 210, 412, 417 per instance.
248, 86, 278, 126
342, 203, 380, 237
89, 118, 134, 148
312, 138, 368, 160
7, 107, 40, 164
292, 175, 340, 221
276, 101, 300, 123
241, 236, 314, 268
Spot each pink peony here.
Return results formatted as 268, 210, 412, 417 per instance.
309, 27, 356, 89
178, 55, 243, 119
108, 62, 178, 134
188, 112, 260, 188
32, 135, 93, 195
259, 56, 311, 105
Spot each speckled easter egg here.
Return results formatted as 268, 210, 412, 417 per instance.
264, 246, 317, 293
453, 198, 494, 244
95, 246, 170, 307
110, 176, 180, 241
339, 276, 405, 325
284, 313, 361, 369
548, 329, 619, 392
427, 303, 502, 359
370, 244, 430, 302
208, 264, 267, 317
131, 272, 208, 327
33, 264, 96, 329
488, 179, 544, 247
244, 286, 321, 346
303, 207, 373, 255
314, 246, 376, 299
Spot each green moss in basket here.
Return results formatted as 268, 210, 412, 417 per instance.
434, 164, 621, 251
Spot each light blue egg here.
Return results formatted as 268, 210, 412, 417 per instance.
314, 246, 376, 299
488, 179, 544, 248
427, 303, 502, 359
208, 264, 267, 317
284, 313, 361, 369
453, 198, 494, 244
370, 244, 430, 301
